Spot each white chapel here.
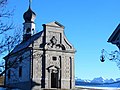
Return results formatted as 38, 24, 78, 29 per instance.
4, 1, 76, 90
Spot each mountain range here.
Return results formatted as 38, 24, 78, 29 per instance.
75, 77, 120, 84
75, 77, 120, 88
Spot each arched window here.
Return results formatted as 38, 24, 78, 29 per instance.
26, 28, 31, 33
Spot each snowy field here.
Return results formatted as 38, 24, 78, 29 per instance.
76, 86, 120, 90
0, 87, 120, 90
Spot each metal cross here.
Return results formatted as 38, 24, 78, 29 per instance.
29, 0, 32, 8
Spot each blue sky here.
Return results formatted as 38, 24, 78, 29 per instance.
6, 0, 120, 80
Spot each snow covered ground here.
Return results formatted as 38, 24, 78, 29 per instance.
76, 86, 120, 90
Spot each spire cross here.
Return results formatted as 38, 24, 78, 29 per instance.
29, 0, 32, 8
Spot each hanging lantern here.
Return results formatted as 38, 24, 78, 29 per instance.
100, 55, 105, 62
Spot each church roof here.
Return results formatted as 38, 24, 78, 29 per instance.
108, 24, 120, 44
10, 31, 43, 54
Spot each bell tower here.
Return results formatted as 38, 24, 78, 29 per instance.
23, 1, 36, 41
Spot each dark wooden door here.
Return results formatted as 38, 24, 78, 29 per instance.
51, 73, 58, 88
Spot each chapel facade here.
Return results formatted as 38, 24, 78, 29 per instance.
4, 2, 76, 90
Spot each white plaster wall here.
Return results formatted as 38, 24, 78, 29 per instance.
6, 50, 31, 84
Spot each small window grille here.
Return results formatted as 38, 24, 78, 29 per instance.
52, 57, 57, 61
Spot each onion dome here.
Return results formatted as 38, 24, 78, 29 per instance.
23, 6, 36, 23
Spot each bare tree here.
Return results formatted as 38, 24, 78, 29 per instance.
0, 0, 13, 34
0, 0, 22, 75
0, 0, 22, 54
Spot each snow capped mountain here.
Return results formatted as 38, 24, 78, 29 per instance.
104, 78, 115, 83
91, 77, 105, 83
90, 77, 115, 83
76, 77, 117, 84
